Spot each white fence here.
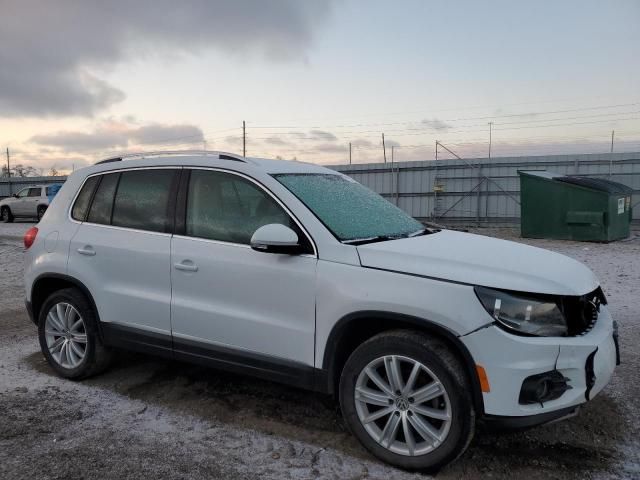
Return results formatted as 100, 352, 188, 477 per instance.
2, 152, 639, 224
331, 152, 640, 223
0, 176, 67, 199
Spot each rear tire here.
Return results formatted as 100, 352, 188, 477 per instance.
36, 205, 47, 222
38, 287, 112, 379
339, 330, 475, 472
1, 206, 13, 223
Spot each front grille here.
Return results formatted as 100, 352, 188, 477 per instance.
560, 287, 606, 336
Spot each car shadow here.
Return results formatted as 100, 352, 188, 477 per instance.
24, 349, 627, 476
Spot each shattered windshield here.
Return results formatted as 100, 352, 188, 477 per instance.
274, 173, 425, 243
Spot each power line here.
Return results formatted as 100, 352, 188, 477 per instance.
246, 102, 640, 130
247, 112, 640, 141
243, 95, 639, 126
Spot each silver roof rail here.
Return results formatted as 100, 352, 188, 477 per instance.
95, 150, 246, 165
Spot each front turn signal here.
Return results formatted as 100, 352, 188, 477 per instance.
476, 364, 491, 393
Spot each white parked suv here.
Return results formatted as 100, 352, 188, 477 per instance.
23, 152, 619, 471
1, 183, 63, 222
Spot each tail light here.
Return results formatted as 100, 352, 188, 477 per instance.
24, 227, 39, 249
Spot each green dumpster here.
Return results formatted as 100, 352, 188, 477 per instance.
519, 170, 633, 242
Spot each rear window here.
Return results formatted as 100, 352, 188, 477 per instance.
71, 177, 100, 221
87, 173, 120, 225
111, 169, 177, 233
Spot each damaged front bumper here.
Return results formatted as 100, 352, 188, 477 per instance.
461, 305, 618, 421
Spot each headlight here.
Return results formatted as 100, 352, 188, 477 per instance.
475, 286, 567, 337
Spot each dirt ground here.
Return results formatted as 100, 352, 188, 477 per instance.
1, 221, 639, 479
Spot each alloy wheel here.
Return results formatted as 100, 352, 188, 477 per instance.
354, 355, 452, 456
44, 302, 88, 369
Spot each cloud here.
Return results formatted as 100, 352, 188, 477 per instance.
264, 136, 290, 146
315, 143, 347, 153
130, 124, 204, 145
30, 122, 204, 153
30, 130, 129, 152
386, 140, 401, 148
421, 118, 452, 132
351, 138, 374, 148
0, 1, 333, 118
288, 131, 308, 140
225, 135, 244, 146
308, 130, 338, 141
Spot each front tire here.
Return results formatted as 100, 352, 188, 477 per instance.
1, 206, 13, 223
38, 288, 112, 379
339, 330, 475, 472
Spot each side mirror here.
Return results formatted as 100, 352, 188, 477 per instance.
13, 194, 18, 198
250, 224, 301, 254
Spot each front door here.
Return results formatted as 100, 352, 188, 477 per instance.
170, 169, 317, 369
10, 188, 30, 215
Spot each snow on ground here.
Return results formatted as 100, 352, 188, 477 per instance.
0, 222, 638, 479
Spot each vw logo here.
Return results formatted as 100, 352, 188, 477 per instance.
395, 397, 410, 411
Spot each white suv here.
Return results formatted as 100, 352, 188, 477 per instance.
1, 183, 62, 222
23, 152, 619, 471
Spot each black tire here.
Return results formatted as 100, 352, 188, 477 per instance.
38, 287, 112, 379
1, 206, 13, 223
339, 330, 475, 473
36, 205, 47, 222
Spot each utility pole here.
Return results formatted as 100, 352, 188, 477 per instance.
382, 133, 387, 163
349, 142, 352, 165
610, 130, 615, 153
609, 130, 615, 178
391, 145, 397, 205
242, 121, 246, 157
488, 122, 493, 159
5, 147, 12, 196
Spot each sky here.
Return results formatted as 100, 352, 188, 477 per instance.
1, 0, 639, 174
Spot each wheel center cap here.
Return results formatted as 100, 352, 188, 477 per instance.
395, 397, 410, 411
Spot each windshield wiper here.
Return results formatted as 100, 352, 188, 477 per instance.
342, 235, 402, 245
343, 228, 437, 245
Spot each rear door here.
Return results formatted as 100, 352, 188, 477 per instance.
25, 187, 43, 216
67, 168, 180, 352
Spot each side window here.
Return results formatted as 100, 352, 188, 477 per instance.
186, 170, 294, 244
71, 176, 100, 221
16, 189, 29, 198
28, 188, 42, 197
87, 173, 119, 225
111, 169, 177, 233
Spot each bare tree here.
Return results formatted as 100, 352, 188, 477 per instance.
48, 167, 59, 177
1, 164, 39, 177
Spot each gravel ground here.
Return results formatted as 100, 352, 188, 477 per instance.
1, 222, 639, 479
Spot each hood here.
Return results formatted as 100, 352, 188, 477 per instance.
356, 230, 599, 296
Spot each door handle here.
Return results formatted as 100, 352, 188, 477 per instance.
174, 261, 198, 272
77, 246, 96, 256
